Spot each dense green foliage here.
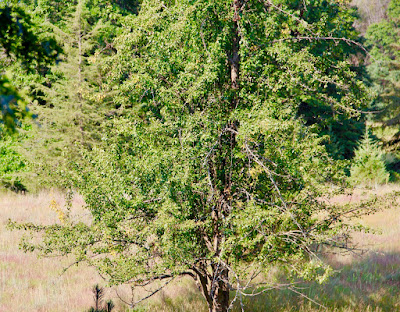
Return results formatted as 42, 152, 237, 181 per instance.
0, 127, 27, 191
365, 0, 400, 150
1, 0, 139, 186
349, 128, 390, 187
12, 1, 377, 311
0, 3, 59, 132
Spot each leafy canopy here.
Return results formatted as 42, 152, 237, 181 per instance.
365, 0, 400, 149
0, 3, 60, 132
15, 0, 371, 311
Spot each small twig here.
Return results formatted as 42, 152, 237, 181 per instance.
288, 286, 327, 309
129, 277, 175, 308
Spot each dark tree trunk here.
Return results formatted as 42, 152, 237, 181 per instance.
197, 1, 243, 312
210, 267, 230, 312
193, 265, 230, 312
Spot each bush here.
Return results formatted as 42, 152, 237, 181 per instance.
349, 128, 390, 187
0, 130, 27, 192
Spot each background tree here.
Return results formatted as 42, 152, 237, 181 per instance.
349, 127, 390, 187
15, 1, 371, 311
0, 2, 60, 191
365, 0, 400, 160
292, 0, 369, 159
0, 125, 29, 191
1, 0, 139, 188
0, 3, 59, 132
24, 0, 117, 173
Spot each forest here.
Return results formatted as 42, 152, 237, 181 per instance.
1, 0, 400, 311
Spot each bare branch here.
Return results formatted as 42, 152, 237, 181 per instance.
129, 277, 175, 308
288, 286, 327, 309
268, 36, 371, 57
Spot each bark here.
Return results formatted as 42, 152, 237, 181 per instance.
198, 1, 243, 311
193, 265, 230, 312
205, 2, 243, 312
210, 267, 230, 312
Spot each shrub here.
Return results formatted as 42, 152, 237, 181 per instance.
349, 128, 390, 187
0, 130, 27, 192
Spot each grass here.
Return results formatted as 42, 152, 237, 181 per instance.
0, 191, 108, 312
1, 186, 400, 311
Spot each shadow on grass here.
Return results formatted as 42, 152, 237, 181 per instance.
232, 252, 400, 312
129, 252, 400, 311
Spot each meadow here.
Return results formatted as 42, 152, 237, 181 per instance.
1, 187, 400, 312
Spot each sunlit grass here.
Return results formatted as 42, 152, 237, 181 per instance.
0, 191, 107, 312
1, 186, 400, 311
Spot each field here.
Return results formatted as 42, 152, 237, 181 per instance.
1, 188, 400, 312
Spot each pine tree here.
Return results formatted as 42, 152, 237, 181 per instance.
30, 0, 110, 156
350, 128, 390, 187
365, 0, 400, 150
7, 0, 135, 184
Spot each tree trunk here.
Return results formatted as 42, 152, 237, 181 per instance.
199, 1, 243, 311
210, 267, 230, 312
206, 2, 243, 311
193, 265, 230, 312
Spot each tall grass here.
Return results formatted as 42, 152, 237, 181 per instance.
1, 187, 400, 311
0, 191, 106, 312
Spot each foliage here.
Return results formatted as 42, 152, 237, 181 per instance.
292, 0, 369, 159
0, 76, 30, 134
0, 126, 28, 192
349, 128, 390, 187
13, 0, 371, 311
0, 3, 60, 132
365, 0, 400, 150
4, 0, 140, 186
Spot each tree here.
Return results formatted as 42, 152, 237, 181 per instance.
0, 3, 60, 191
0, 125, 28, 191
24, 0, 116, 170
0, 3, 59, 132
365, 0, 400, 152
349, 127, 390, 187
16, 1, 370, 311
3, 0, 139, 186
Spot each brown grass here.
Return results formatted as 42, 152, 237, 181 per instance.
1, 186, 400, 311
0, 191, 105, 312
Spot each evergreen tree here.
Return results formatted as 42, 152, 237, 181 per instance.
365, 0, 400, 151
350, 128, 390, 187
16, 1, 371, 311
5, 0, 138, 185
27, 0, 112, 168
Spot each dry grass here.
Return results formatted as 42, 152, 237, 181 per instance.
0, 190, 204, 312
1, 186, 400, 311
0, 191, 106, 312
